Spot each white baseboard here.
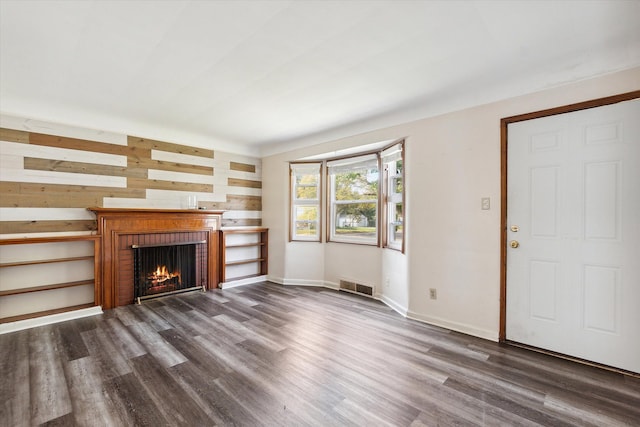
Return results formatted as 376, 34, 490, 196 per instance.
268, 276, 410, 318
267, 276, 338, 290
406, 310, 499, 342
265, 275, 286, 285
220, 275, 268, 289
318, 280, 340, 290
0, 306, 103, 335
378, 294, 408, 317
234, 276, 498, 343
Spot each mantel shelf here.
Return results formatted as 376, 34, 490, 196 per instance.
88, 207, 225, 215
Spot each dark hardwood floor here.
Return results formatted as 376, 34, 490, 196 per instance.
1, 282, 639, 426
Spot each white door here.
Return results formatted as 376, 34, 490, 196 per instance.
506, 98, 640, 373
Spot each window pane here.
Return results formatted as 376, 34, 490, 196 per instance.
296, 185, 317, 200
393, 224, 403, 242
295, 206, 318, 221
295, 174, 318, 200
335, 202, 377, 238
295, 221, 318, 236
294, 206, 318, 237
334, 170, 378, 201
395, 203, 403, 222
394, 176, 403, 194
296, 174, 318, 185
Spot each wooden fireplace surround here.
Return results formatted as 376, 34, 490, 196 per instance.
89, 208, 224, 310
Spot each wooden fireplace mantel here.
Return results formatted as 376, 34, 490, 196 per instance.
88, 207, 224, 309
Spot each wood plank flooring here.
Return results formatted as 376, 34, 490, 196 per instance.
1, 282, 639, 426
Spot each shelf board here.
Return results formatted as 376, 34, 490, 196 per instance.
0, 255, 94, 268
221, 228, 268, 234
225, 258, 266, 267
0, 279, 94, 297
225, 242, 265, 248
0, 235, 100, 245
0, 303, 95, 324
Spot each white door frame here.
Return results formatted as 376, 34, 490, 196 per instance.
499, 90, 640, 370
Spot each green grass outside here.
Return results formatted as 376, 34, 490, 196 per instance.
296, 229, 317, 236
335, 227, 376, 234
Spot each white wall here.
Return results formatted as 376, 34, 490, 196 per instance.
323, 243, 381, 291
262, 67, 640, 341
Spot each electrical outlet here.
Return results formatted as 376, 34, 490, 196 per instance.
385, 277, 390, 288
429, 288, 437, 300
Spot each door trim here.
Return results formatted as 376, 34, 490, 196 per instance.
499, 90, 640, 341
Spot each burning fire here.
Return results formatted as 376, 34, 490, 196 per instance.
147, 265, 181, 285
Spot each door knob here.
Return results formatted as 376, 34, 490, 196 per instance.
510, 240, 520, 248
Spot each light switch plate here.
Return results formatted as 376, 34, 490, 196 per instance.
481, 197, 490, 210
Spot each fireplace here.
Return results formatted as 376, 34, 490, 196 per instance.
89, 208, 224, 309
133, 240, 206, 303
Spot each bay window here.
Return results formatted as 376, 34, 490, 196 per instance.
289, 139, 405, 250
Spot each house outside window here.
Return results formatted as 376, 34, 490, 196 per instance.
290, 163, 321, 241
327, 154, 379, 245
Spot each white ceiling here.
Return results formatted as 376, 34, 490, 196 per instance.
1, 0, 639, 157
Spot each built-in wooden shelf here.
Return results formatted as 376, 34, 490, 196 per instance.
0, 255, 94, 268
221, 228, 268, 283
226, 242, 266, 249
0, 279, 95, 297
0, 235, 101, 323
225, 258, 267, 267
0, 303, 95, 324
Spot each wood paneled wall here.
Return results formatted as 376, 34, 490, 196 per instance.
0, 116, 262, 236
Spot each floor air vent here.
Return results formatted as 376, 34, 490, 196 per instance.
339, 279, 374, 297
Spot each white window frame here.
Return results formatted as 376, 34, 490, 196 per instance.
327, 153, 379, 245
382, 141, 404, 252
290, 162, 322, 241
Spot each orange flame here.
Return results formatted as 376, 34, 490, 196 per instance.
147, 265, 181, 285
